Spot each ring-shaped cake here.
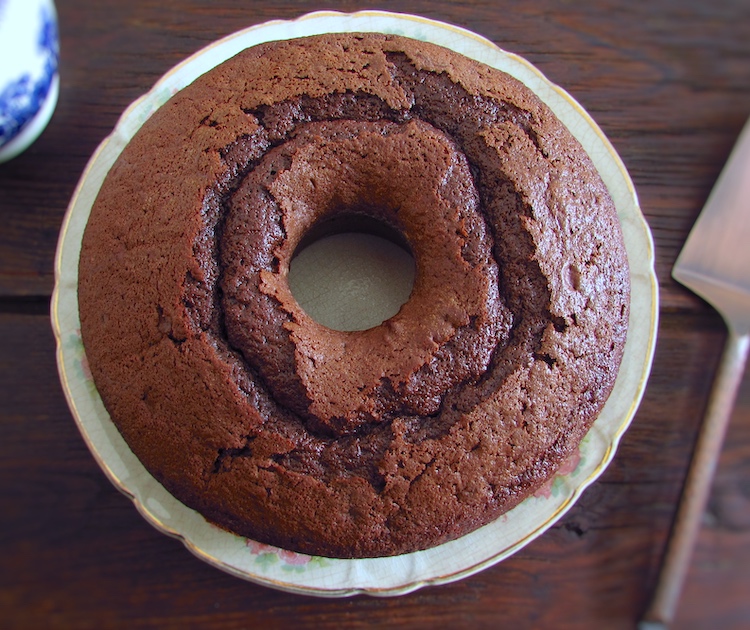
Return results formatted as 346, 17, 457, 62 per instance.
78, 33, 630, 558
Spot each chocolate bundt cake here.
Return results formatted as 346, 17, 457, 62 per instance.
78, 33, 630, 558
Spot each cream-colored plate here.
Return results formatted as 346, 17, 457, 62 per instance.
52, 10, 658, 597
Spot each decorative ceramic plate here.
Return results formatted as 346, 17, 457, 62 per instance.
52, 10, 658, 597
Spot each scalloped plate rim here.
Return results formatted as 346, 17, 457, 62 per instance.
51, 10, 658, 598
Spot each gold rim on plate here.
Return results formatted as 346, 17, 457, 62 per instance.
52, 10, 658, 597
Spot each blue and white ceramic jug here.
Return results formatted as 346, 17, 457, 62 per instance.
0, 0, 59, 163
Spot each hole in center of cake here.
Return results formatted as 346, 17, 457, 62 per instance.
289, 215, 415, 332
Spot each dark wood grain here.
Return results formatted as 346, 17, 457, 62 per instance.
1, 1, 750, 628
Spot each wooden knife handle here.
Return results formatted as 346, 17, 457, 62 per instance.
640, 329, 750, 629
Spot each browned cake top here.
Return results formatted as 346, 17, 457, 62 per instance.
78, 33, 630, 558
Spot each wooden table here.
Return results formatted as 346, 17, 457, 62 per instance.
2, 1, 749, 628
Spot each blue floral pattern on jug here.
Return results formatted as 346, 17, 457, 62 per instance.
0, 5, 59, 148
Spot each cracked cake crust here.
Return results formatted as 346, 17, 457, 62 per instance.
78, 33, 630, 558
